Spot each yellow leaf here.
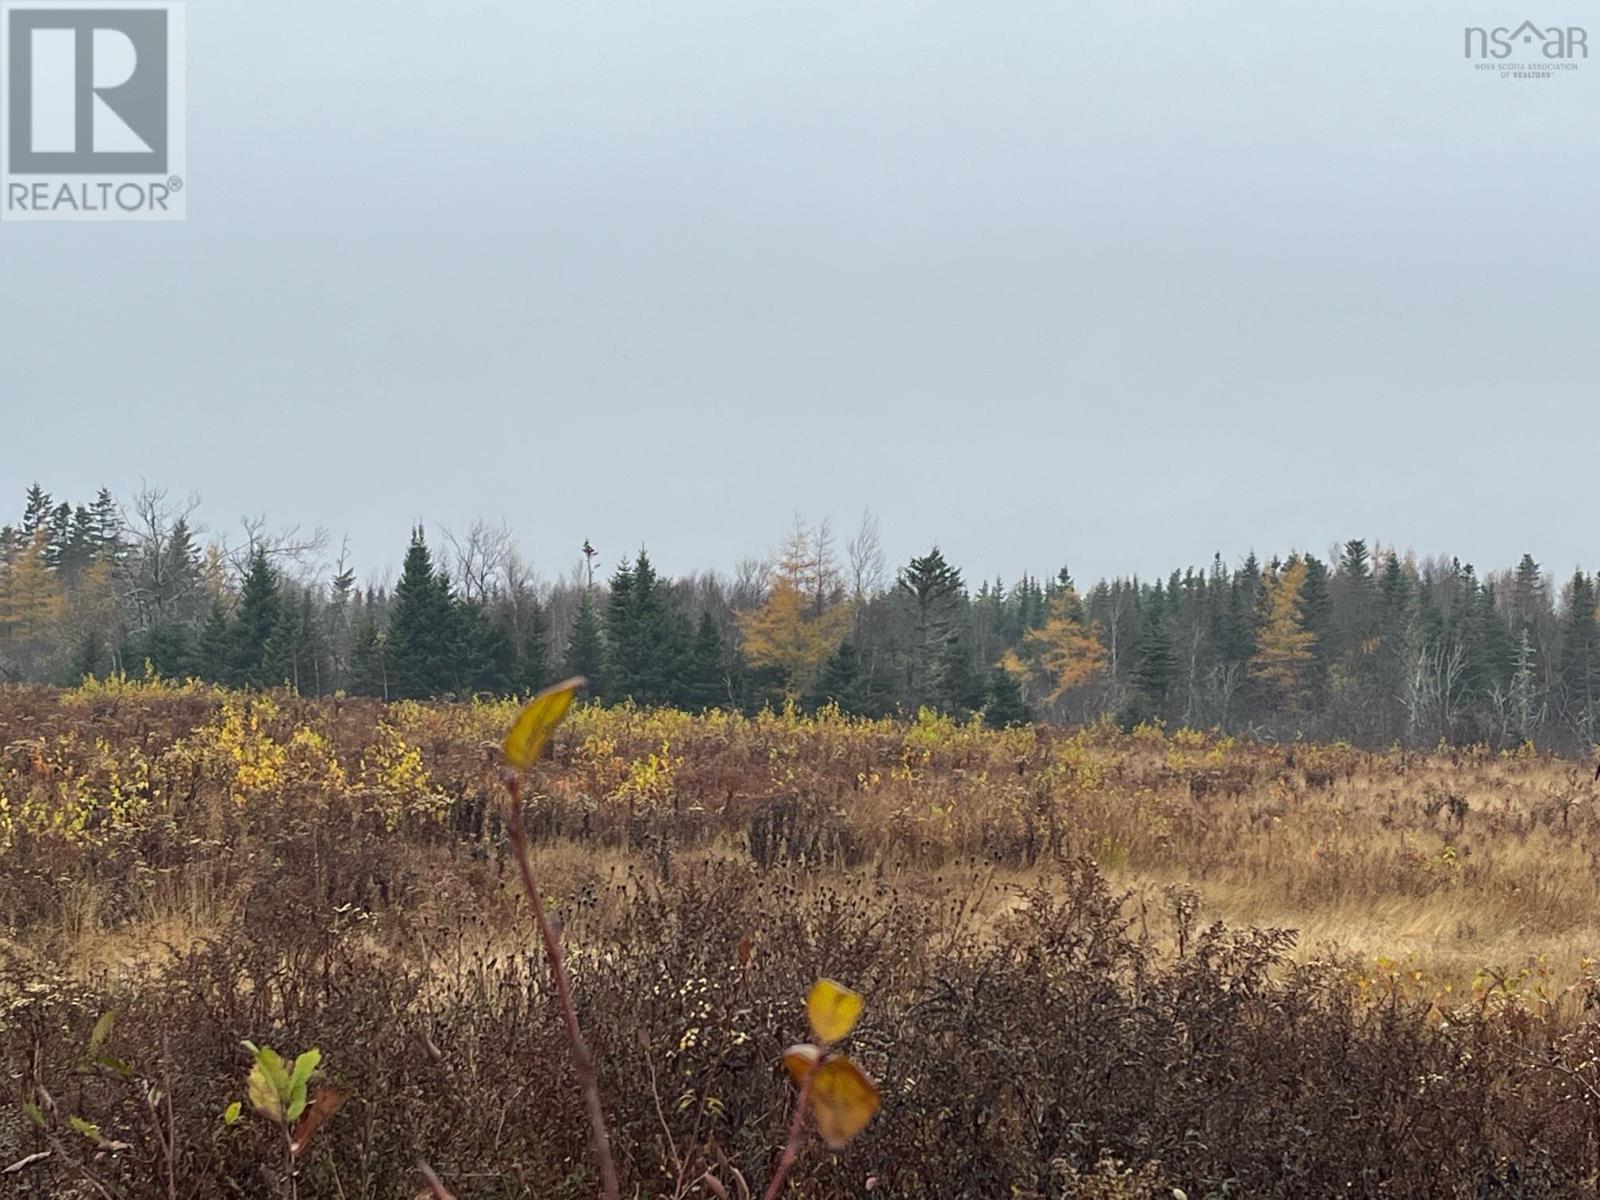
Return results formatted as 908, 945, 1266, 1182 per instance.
810, 1055, 880, 1148
502, 677, 584, 770
806, 978, 863, 1043
248, 1060, 285, 1123
783, 1042, 820, 1086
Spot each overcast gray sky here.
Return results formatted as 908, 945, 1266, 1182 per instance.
2, 0, 1595, 588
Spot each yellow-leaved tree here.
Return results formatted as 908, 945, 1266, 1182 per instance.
1001, 588, 1106, 714
738, 518, 854, 694
0, 531, 64, 675
1252, 557, 1316, 708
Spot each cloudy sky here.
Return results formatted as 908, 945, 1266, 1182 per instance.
3, 0, 1594, 588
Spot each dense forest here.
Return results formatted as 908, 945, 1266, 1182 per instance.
1, 483, 1595, 751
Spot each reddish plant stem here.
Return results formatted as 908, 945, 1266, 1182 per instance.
506, 773, 621, 1200
760, 1060, 818, 1200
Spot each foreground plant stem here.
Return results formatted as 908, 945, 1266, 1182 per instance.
506, 772, 621, 1200
760, 1061, 818, 1200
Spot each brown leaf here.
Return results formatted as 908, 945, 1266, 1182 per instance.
290, 1085, 350, 1156
783, 1042, 820, 1086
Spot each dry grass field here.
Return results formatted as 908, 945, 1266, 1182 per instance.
6, 678, 1600, 1197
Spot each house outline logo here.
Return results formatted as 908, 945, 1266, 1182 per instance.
1464, 20, 1589, 60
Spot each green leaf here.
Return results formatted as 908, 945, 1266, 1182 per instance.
288, 1049, 321, 1095
87, 1010, 115, 1057
286, 1049, 320, 1122
247, 1046, 291, 1122
95, 1054, 133, 1079
23, 1101, 46, 1128
222, 1101, 242, 1126
68, 1116, 102, 1143
257, 1047, 291, 1098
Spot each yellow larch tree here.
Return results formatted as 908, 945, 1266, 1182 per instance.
1001, 588, 1107, 711
1251, 557, 1316, 708
737, 517, 854, 693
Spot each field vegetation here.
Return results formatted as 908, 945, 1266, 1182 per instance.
6, 680, 1600, 1196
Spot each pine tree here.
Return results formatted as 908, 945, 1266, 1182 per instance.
193, 595, 232, 682
456, 598, 514, 694
20, 485, 52, 540
603, 550, 687, 705
1298, 555, 1334, 707
389, 528, 456, 698
1131, 594, 1177, 714
982, 663, 1031, 727
515, 597, 552, 693
897, 547, 966, 709
1558, 571, 1600, 741
230, 548, 281, 688
938, 632, 987, 715
347, 612, 390, 698
807, 639, 873, 715
563, 590, 606, 688
90, 489, 123, 565
262, 587, 323, 692
681, 610, 728, 710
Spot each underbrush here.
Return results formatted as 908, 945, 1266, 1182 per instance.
6, 684, 1600, 1196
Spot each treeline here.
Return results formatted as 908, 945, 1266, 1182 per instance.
2, 483, 1598, 751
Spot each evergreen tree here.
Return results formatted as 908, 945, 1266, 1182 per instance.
515, 597, 552, 693
456, 598, 515, 694
347, 612, 390, 698
603, 550, 686, 705
681, 610, 728, 710
229, 548, 281, 688
807, 639, 879, 715
563, 590, 607, 688
389, 528, 456, 698
67, 627, 111, 684
193, 595, 232, 683
263, 587, 322, 692
1131, 593, 1177, 715
91, 488, 123, 564
982, 663, 1031, 727
20, 484, 52, 540
1558, 571, 1600, 740
897, 547, 966, 709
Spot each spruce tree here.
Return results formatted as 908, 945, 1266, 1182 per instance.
347, 613, 390, 698
389, 528, 456, 698
1131, 592, 1177, 715
515, 598, 552, 693
564, 591, 607, 689
604, 550, 687, 705
230, 548, 281, 688
982, 663, 1032, 727
20, 484, 51, 540
193, 596, 232, 683
808, 639, 866, 714
681, 610, 727, 710
897, 547, 966, 710
456, 598, 514, 694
